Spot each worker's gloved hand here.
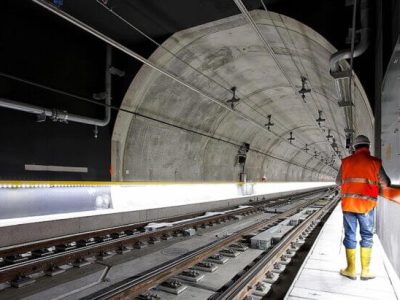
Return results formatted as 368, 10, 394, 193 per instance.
380, 186, 400, 204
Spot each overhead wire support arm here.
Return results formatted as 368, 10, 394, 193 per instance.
227, 87, 240, 109
288, 132, 295, 144
264, 114, 274, 131
316, 110, 326, 127
298, 76, 311, 102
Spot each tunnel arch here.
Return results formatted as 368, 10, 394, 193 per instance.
112, 10, 373, 182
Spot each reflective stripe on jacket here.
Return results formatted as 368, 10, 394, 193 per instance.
341, 148, 381, 213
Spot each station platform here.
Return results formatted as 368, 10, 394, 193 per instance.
285, 203, 400, 300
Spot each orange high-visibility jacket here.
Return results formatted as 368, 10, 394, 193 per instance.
341, 148, 381, 213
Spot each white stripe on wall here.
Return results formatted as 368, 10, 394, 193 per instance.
25, 164, 88, 173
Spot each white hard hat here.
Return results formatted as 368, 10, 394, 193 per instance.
353, 135, 370, 147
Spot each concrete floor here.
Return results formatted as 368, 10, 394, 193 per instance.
285, 204, 400, 300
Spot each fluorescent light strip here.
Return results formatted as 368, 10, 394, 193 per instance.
25, 164, 88, 173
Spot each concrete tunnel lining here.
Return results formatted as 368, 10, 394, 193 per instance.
112, 10, 374, 182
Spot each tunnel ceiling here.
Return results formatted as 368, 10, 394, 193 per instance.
112, 10, 373, 182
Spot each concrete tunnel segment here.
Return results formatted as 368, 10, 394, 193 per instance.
112, 10, 374, 182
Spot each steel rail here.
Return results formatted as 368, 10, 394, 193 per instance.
213, 196, 338, 299
81, 190, 332, 300
0, 207, 255, 283
0, 188, 329, 284
0, 187, 325, 258
0, 208, 243, 258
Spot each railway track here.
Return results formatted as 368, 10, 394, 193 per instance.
212, 195, 338, 300
0, 187, 330, 286
80, 188, 336, 300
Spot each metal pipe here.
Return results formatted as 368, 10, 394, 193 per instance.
91, 44, 112, 126
68, 44, 111, 126
0, 96, 107, 125
0, 97, 55, 117
0, 46, 112, 127
330, 0, 369, 72
329, 0, 369, 153
32, 0, 338, 173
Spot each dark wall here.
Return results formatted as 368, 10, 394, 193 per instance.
0, 0, 128, 180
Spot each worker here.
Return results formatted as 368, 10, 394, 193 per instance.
335, 134, 398, 281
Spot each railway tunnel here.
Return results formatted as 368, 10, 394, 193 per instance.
0, 0, 399, 299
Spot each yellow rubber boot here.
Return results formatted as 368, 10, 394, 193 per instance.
340, 248, 357, 280
360, 247, 375, 280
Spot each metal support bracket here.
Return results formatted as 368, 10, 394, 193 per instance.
109, 66, 125, 77
338, 100, 354, 107
344, 128, 355, 134
330, 70, 352, 79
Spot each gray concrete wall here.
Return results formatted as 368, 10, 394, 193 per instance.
377, 37, 400, 277
112, 10, 373, 183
